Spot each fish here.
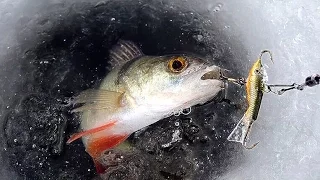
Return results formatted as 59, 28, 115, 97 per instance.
66, 40, 225, 173
227, 50, 273, 149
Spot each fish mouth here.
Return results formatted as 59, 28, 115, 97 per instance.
200, 66, 227, 80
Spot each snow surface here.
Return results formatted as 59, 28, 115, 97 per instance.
217, 1, 320, 180
0, 0, 320, 179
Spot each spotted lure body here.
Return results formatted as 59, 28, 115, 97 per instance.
227, 50, 272, 149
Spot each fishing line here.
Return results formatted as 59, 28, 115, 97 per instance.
266, 74, 320, 95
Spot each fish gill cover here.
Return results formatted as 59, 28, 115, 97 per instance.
0, 0, 246, 179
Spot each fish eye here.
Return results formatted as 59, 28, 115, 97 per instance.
168, 57, 188, 73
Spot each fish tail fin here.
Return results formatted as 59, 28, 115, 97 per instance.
227, 114, 253, 145
87, 134, 129, 173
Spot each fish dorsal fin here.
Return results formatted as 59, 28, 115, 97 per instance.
108, 40, 144, 69
70, 89, 124, 113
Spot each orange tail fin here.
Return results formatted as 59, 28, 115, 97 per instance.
87, 134, 129, 173
66, 120, 117, 144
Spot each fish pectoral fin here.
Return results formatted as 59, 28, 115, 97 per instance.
70, 89, 124, 113
66, 120, 117, 144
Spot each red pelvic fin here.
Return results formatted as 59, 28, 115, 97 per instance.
93, 160, 106, 174
87, 134, 129, 161
66, 120, 117, 144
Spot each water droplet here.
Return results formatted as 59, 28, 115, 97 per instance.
209, 3, 223, 13
197, 34, 203, 41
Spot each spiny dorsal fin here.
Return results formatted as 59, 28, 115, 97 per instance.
108, 40, 144, 69
70, 89, 124, 113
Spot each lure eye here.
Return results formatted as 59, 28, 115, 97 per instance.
168, 57, 188, 73
255, 69, 261, 74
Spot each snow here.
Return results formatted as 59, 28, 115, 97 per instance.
217, 1, 320, 180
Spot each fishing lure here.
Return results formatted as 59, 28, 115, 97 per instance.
226, 50, 273, 149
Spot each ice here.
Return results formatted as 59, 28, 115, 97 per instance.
216, 1, 320, 180
161, 129, 182, 148
0, 0, 320, 179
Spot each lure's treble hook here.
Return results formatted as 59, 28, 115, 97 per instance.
244, 141, 260, 150
259, 50, 274, 64
242, 122, 259, 150
224, 50, 274, 87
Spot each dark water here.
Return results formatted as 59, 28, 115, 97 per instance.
1, 1, 248, 179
